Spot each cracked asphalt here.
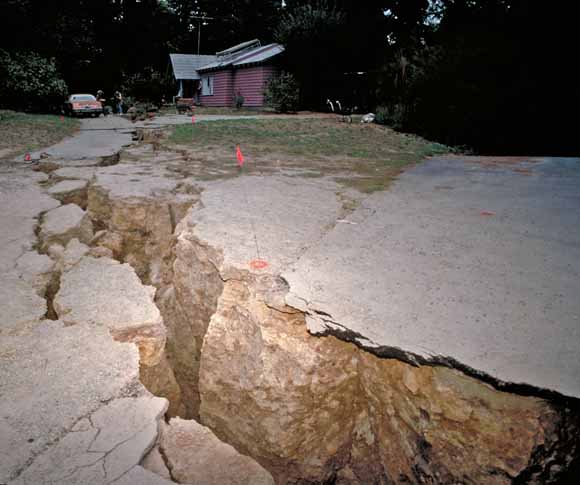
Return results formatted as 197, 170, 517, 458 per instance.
283, 156, 580, 398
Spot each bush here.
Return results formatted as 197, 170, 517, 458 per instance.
0, 50, 68, 112
264, 72, 300, 113
121, 68, 169, 105
375, 104, 407, 130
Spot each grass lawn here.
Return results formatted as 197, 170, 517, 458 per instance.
167, 118, 450, 192
0, 110, 80, 160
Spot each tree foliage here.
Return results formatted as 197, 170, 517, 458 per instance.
168, 0, 281, 53
264, 72, 300, 113
0, 50, 68, 112
376, 0, 580, 154
0, 0, 578, 153
121, 67, 171, 104
274, 2, 344, 108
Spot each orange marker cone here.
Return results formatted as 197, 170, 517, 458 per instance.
236, 145, 244, 167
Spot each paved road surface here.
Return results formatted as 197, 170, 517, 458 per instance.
31, 115, 134, 160
283, 156, 580, 397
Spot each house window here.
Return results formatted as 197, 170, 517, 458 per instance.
201, 75, 214, 96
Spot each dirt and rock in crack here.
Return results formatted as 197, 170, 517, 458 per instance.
70, 143, 580, 484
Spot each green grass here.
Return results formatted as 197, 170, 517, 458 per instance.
0, 110, 80, 160
167, 118, 450, 192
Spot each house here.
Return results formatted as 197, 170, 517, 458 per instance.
169, 40, 284, 108
169, 53, 217, 100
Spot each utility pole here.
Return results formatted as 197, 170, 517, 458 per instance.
191, 15, 214, 54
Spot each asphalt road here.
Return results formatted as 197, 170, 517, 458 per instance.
284, 156, 580, 398
31, 115, 134, 161
23, 114, 580, 399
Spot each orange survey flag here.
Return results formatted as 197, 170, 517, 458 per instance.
236, 145, 244, 167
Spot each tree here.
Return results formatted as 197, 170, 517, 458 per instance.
168, 0, 281, 54
0, 50, 68, 112
276, 1, 392, 109
375, 0, 580, 154
264, 72, 300, 112
274, 1, 344, 108
122, 67, 171, 104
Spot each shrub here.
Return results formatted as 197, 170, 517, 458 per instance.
121, 68, 169, 105
0, 50, 68, 112
375, 104, 407, 130
264, 72, 300, 113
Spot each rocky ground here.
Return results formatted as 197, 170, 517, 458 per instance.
1, 116, 579, 484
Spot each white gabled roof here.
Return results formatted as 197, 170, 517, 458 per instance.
169, 54, 217, 80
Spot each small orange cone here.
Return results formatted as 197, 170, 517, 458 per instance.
236, 145, 244, 167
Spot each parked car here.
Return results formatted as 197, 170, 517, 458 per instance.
64, 94, 103, 117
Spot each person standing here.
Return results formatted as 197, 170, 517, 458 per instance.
96, 90, 106, 116
114, 91, 123, 114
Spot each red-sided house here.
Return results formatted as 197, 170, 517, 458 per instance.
170, 40, 284, 108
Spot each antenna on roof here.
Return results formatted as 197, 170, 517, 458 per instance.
191, 15, 215, 54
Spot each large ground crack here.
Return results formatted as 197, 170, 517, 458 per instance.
78, 147, 580, 484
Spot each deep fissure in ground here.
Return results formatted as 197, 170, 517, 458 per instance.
57, 145, 580, 484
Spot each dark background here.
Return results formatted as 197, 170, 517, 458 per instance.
1, 0, 578, 155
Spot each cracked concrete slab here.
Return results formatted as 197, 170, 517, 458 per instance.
0, 166, 59, 273
10, 396, 167, 485
47, 179, 88, 206
14, 251, 55, 296
283, 156, 580, 398
1, 117, 170, 485
188, 176, 344, 276
39, 203, 93, 250
30, 116, 134, 161
3, 112, 579, 483
176, 155, 580, 399
90, 396, 168, 482
52, 166, 97, 181
54, 256, 166, 366
111, 466, 175, 485
55, 238, 90, 271
91, 162, 182, 200
0, 271, 47, 332
54, 256, 160, 331
0, 320, 141, 482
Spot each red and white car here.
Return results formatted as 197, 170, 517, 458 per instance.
64, 94, 103, 117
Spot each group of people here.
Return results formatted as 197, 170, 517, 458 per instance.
96, 90, 123, 115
